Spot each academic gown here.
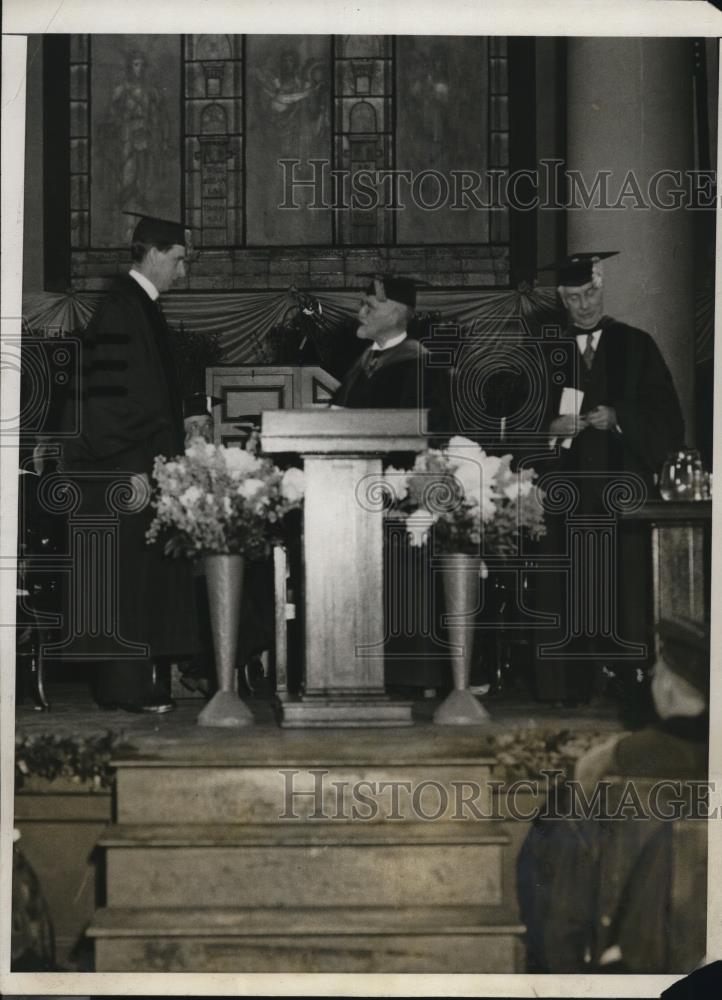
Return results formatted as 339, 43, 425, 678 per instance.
334, 337, 453, 690
63, 275, 198, 702
532, 318, 684, 706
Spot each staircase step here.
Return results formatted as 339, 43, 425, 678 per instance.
99, 822, 508, 848
115, 761, 496, 825
89, 905, 525, 973
103, 824, 507, 909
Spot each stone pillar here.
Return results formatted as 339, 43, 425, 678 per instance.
565, 38, 696, 442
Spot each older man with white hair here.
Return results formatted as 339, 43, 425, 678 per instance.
532, 252, 685, 711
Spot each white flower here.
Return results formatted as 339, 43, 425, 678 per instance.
281, 467, 305, 504
453, 460, 483, 504
179, 485, 202, 507
480, 453, 502, 480
384, 466, 408, 502
224, 446, 260, 478
238, 477, 265, 500
447, 435, 480, 454
185, 439, 215, 461
222, 496, 233, 515
480, 486, 497, 523
406, 508, 437, 547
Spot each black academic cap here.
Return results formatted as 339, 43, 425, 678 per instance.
123, 211, 191, 247
184, 393, 222, 419
539, 251, 619, 287
361, 273, 420, 310
657, 617, 709, 697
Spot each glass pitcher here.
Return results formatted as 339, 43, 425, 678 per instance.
659, 448, 704, 501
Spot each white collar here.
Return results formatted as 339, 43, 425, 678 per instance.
371, 331, 407, 352
129, 268, 160, 301
575, 328, 602, 351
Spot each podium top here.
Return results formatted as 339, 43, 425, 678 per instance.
261, 408, 429, 454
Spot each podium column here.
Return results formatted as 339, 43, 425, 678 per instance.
262, 409, 427, 727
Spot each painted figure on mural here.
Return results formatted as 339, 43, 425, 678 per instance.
254, 47, 329, 149
408, 42, 452, 166
111, 50, 171, 240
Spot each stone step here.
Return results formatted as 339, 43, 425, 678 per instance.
89, 905, 525, 972
102, 823, 508, 909
115, 762, 496, 824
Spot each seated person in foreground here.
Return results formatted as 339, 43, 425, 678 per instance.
517, 617, 709, 973
575, 617, 709, 788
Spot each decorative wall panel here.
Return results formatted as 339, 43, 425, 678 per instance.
396, 37, 491, 244
245, 35, 332, 246
184, 34, 244, 247
89, 35, 182, 247
69, 34, 511, 288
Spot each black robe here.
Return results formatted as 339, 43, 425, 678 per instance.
532, 318, 684, 705
63, 275, 198, 699
333, 338, 431, 409
334, 336, 452, 689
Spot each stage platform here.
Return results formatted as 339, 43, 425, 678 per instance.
13, 685, 622, 973
14, 684, 620, 745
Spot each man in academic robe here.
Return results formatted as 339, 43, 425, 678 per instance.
333, 274, 451, 693
333, 274, 439, 411
62, 214, 200, 711
532, 252, 684, 711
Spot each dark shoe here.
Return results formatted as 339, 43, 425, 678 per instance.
138, 698, 175, 714
96, 699, 175, 714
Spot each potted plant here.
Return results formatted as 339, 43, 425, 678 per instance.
384, 436, 546, 725
146, 436, 304, 727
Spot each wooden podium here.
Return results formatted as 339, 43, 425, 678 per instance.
262, 409, 427, 727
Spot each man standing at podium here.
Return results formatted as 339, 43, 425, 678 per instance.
333, 274, 438, 414
334, 273, 450, 695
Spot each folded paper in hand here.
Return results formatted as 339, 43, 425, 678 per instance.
550, 387, 584, 450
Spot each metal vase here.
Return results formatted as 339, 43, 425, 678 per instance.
434, 553, 490, 725
197, 553, 254, 728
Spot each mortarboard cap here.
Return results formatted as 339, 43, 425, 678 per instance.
540, 251, 619, 287
362, 273, 419, 310
657, 617, 709, 698
184, 393, 222, 419
123, 211, 191, 248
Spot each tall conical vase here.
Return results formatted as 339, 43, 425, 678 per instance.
197, 554, 254, 728
434, 553, 490, 725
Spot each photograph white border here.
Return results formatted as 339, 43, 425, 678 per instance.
2, 1, 721, 995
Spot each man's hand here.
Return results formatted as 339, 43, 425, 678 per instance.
184, 414, 212, 445
549, 414, 587, 438
585, 405, 618, 431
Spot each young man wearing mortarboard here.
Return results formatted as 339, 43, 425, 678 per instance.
531, 252, 685, 711
62, 214, 202, 712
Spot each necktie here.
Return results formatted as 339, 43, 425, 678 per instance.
582, 332, 595, 371
364, 350, 381, 376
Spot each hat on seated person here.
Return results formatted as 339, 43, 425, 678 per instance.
539, 251, 619, 287
363, 273, 419, 310
657, 617, 710, 698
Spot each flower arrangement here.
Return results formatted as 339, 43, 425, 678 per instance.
14, 732, 123, 791
146, 437, 304, 560
385, 435, 546, 558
